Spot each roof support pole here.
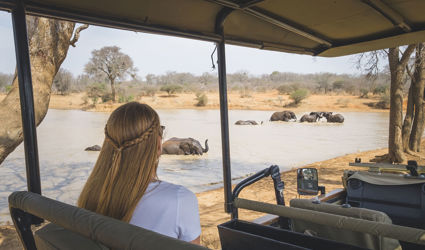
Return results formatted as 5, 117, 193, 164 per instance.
11, 1, 42, 203
217, 39, 232, 213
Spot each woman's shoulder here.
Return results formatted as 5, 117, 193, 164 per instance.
149, 181, 196, 199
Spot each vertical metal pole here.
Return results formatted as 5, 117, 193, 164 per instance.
12, 1, 42, 197
217, 40, 233, 213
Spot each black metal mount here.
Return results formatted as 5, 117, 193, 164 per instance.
10, 208, 37, 250
231, 165, 289, 228
318, 186, 326, 195
407, 160, 419, 177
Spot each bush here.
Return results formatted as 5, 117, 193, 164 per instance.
276, 83, 299, 95
160, 84, 182, 96
195, 93, 208, 106
118, 94, 134, 103
101, 92, 113, 103
359, 88, 369, 98
141, 85, 157, 97
372, 85, 388, 95
289, 88, 309, 105
375, 91, 390, 109
86, 83, 107, 105
5, 85, 12, 93
277, 85, 291, 95
332, 80, 344, 90
239, 86, 252, 98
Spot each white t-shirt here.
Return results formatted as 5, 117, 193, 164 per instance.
129, 181, 201, 242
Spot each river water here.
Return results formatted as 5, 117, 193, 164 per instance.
0, 109, 389, 224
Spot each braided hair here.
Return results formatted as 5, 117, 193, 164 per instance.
78, 102, 162, 221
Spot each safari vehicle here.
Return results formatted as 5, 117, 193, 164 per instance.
1, 0, 425, 249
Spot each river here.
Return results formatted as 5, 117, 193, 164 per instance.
0, 109, 389, 224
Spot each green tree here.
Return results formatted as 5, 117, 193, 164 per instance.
290, 88, 309, 105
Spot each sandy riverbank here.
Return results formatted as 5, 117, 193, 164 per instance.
1, 91, 388, 113
2, 142, 425, 249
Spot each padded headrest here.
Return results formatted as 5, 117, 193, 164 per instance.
290, 199, 401, 250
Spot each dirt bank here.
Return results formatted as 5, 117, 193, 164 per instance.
1, 91, 388, 113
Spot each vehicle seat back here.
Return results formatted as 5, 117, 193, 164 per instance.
290, 199, 401, 250
34, 223, 109, 250
8, 191, 206, 250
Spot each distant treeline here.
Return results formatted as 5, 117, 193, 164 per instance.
1, 69, 401, 101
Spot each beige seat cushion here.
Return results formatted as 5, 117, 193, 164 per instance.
34, 223, 109, 250
290, 199, 401, 250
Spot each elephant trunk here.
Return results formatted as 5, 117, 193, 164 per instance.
203, 139, 209, 153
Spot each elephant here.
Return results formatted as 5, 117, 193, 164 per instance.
270, 111, 297, 122
85, 145, 101, 151
235, 120, 261, 125
162, 137, 209, 155
323, 112, 344, 123
309, 112, 331, 121
300, 112, 322, 123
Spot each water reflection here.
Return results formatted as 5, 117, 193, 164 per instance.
0, 109, 388, 223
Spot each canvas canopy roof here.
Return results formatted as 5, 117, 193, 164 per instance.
0, 0, 425, 57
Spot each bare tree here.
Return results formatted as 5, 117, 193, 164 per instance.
387, 45, 415, 163
357, 47, 415, 163
53, 68, 74, 95
408, 43, 425, 152
0, 17, 87, 164
84, 46, 136, 102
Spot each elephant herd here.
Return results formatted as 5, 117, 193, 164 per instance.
270, 111, 344, 123
86, 110, 343, 155
235, 111, 344, 125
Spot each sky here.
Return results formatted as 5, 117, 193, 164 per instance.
0, 11, 362, 79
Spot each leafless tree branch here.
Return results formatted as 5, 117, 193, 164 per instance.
69, 24, 89, 47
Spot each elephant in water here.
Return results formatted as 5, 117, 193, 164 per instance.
85, 145, 101, 151
323, 112, 344, 123
235, 120, 261, 125
270, 111, 297, 122
300, 112, 322, 122
162, 137, 209, 155
309, 112, 331, 121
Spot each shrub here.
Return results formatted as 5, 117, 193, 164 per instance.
289, 88, 309, 105
239, 86, 252, 98
160, 84, 182, 96
5, 85, 12, 93
118, 94, 134, 103
359, 88, 369, 98
195, 93, 208, 107
86, 83, 107, 105
332, 80, 344, 90
276, 83, 299, 95
101, 92, 113, 103
375, 90, 390, 109
141, 86, 157, 97
372, 85, 388, 95
277, 85, 291, 95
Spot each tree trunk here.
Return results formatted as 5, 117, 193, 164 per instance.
0, 17, 75, 164
388, 46, 415, 163
402, 83, 414, 153
110, 78, 116, 102
410, 43, 425, 152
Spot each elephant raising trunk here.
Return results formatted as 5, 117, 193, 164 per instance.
162, 137, 209, 155
202, 139, 209, 153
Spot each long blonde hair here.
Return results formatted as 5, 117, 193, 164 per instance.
78, 102, 162, 222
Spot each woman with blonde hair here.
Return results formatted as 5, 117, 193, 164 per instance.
78, 102, 201, 244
